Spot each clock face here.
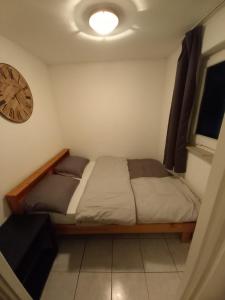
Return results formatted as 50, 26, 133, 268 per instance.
0, 63, 33, 123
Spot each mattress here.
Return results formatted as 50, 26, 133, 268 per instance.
49, 157, 199, 226
75, 156, 136, 225
131, 176, 200, 224
48, 161, 96, 224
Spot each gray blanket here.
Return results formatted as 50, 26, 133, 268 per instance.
127, 159, 170, 179
75, 156, 136, 225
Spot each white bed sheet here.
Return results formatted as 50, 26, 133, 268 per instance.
49, 161, 96, 224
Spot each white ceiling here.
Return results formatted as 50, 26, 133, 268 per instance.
0, 0, 224, 64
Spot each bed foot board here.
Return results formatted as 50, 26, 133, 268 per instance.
181, 231, 193, 243
55, 222, 196, 241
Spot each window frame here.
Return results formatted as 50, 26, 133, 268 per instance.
190, 48, 225, 153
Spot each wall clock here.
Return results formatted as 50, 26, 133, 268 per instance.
0, 63, 33, 123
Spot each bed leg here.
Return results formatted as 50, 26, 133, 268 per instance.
181, 232, 192, 243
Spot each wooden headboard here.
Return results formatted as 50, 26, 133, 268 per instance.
5, 149, 70, 214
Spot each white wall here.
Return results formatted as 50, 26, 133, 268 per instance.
160, 5, 225, 199
185, 153, 211, 198
50, 60, 166, 160
0, 35, 64, 223
202, 4, 225, 55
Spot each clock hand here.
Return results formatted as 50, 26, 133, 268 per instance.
15, 95, 21, 104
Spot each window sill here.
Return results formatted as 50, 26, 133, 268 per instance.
187, 146, 214, 164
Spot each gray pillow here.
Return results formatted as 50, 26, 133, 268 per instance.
128, 159, 170, 179
24, 174, 79, 214
54, 155, 89, 178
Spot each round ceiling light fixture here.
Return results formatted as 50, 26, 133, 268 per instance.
89, 10, 119, 36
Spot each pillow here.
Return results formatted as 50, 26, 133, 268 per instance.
24, 174, 79, 214
127, 159, 170, 179
54, 155, 89, 178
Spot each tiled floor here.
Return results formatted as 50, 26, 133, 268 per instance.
41, 233, 190, 300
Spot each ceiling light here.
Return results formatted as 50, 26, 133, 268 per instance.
89, 10, 119, 36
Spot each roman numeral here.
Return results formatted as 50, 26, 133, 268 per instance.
2, 104, 7, 112
8, 68, 14, 80
17, 110, 22, 121
0, 70, 6, 79
23, 109, 29, 116
9, 108, 14, 119
0, 99, 6, 106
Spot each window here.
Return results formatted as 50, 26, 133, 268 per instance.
196, 61, 225, 139
192, 49, 225, 152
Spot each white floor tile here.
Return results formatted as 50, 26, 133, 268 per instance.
52, 238, 85, 272
112, 273, 149, 300
75, 273, 111, 300
41, 272, 78, 300
81, 238, 112, 272
167, 239, 190, 271
113, 239, 144, 272
141, 238, 176, 272
146, 272, 180, 300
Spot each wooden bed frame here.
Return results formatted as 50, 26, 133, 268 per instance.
5, 149, 195, 242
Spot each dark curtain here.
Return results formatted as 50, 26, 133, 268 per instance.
163, 26, 203, 173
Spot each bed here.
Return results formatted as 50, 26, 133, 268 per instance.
5, 149, 198, 242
